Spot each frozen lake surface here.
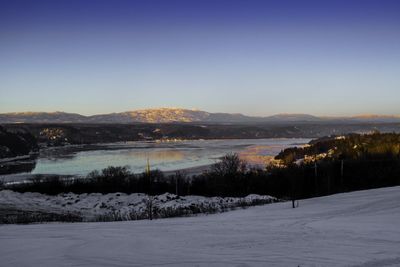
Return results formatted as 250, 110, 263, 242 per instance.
28, 138, 309, 176
1, 186, 399, 266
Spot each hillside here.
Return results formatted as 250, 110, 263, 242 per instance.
0, 126, 38, 158
3, 122, 400, 146
1, 108, 400, 123
0, 111, 87, 123
1, 186, 399, 266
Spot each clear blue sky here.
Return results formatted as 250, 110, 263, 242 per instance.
1, 0, 399, 116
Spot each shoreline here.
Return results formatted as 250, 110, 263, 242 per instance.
1, 164, 214, 185
1, 138, 309, 182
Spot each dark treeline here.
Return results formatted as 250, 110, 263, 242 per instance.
5, 133, 400, 199
6, 156, 400, 199
0, 126, 38, 158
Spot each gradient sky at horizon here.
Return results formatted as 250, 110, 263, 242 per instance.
1, 0, 399, 116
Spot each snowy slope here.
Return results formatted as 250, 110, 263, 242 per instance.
1, 186, 400, 266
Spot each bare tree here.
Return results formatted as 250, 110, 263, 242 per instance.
211, 153, 247, 176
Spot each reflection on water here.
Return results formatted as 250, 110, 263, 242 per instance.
6, 139, 310, 177
125, 150, 186, 161
0, 158, 37, 175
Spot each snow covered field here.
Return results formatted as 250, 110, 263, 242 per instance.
1, 186, 400, 266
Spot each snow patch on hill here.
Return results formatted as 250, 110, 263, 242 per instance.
0, 190, 277, 223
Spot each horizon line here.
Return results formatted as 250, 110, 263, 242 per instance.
1, 108, 399, 118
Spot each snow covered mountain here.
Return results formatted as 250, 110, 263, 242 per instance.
88, 108, 211, 123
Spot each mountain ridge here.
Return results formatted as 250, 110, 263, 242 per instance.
0, 108, 399, 124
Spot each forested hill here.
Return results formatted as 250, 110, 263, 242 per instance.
2, 123, 400, 147
275, 132, 400, 165
0, 126, 38, 159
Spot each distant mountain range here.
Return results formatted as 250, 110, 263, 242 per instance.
0, 108, 399, 124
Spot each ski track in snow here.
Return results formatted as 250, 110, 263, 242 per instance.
1, 186, 400, 266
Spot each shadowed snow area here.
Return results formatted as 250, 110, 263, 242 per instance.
0, 191, 277, 222
1, 186, 400, 266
